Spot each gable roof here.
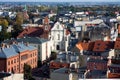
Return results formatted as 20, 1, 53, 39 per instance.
51, 22, 64, 30
17, 27, 49, 39
93, 40, 114, 52
0, 43, 37, 58
0, 46, 18, 58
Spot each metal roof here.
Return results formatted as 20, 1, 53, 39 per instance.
0, 43, 37, 58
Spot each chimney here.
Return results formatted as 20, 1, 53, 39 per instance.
25, 42, 29, 46
1, 43, 6, 48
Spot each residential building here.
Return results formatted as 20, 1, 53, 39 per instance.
50, 68, 77, 80
17, 17, 51, 39
50, 52, 79, 69
0, 42, 38, 73
87, 58, 108, 71
107, 38, 120, 78
4, 37, 51, 62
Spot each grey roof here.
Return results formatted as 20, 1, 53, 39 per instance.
53, 68, 69, 73
0, 72, 11, 78
0, 46, 18, 58
56, 52, 79, 63
17, 37, 49, 44
0, 43, 37, 58
4, 37, 49, 44
86, 70, 106, 78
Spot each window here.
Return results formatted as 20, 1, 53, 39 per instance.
31, 60, 32, 64
8, 68, 10, 72
52, 36, 54, 40
17, 58, 19, 62
11, 60, 13, 64
58, 34, 60, 40
8, 61, 10, 65
35, 58, 36, 62
33, 53, 34, 57
21, 54, 28, 61
17, 65, 19, 70
31, 54, 32, 57
57, 25, 59, 29
33, 59, 34, 64
14, 59, 16, 63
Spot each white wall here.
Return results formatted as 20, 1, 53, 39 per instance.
3, 74, 24, 80
108, 50, 115, 59
41, 41, 51, 61
50, 22, 69, 51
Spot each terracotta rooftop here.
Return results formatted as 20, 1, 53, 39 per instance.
93, 40, 114, 52
66, 29, 70, 35
17, 27, 49, 39
50, 61, 70, 69
76, 41, 94, 51
114, 38, 120, 49
76, 39, 115, 52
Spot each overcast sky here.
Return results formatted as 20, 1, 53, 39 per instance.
0, 0, 120, 2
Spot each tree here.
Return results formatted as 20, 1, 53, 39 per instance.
12, 12, 23, 38
24, 64, 32, 79
0, 19, 11, 42
50, 51, 57, 60
16, 12, 23, 25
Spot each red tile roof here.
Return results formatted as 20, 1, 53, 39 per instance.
108, 73, 120, 78
93, 40, 113, 52
114, 38, 120, 49
66, 29, 70, 35
17, 27, 49, 39
76, 40, 115, 52
76, 41, 94, 51
50, 62, 70, 69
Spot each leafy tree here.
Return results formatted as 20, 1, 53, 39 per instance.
12, 12, 23, 38
50, 51, 57, 60
0, 19, 11, 42
24, 64, 32, 79
16, 12, 23, 25
37, 60, 42, 68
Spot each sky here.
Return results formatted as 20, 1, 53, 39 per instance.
0, 0, 120, 2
